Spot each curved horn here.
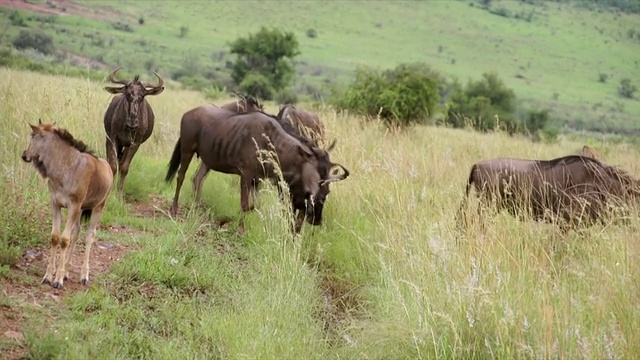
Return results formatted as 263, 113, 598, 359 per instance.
143, 71, 164, 89
107, 67, 126, 85
320, 164, 350, 186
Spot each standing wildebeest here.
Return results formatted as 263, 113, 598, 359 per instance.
277, 104, 325, 147
22, 120, 113, 289
457, 155, 640, 228
165, 105, 349, 232
103, 67, 164, 195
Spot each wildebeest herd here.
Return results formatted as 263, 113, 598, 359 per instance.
20, 69, 640, 289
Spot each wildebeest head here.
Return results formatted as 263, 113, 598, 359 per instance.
292, 139, 350, 226
104, 67, 164, 129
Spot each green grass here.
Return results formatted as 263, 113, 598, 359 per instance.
2, 69, 640, 359
0, 0, 639, 134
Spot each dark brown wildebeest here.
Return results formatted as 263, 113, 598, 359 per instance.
103, 67, 164, 195
165, 105, 349, 232
457, 155, 640, 228
276, 104, 325, 147
576, 145, 603, 161
22, 120, 113, 289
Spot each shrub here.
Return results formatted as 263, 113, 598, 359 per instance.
332, 62, 442, 128
598, 73, 608, 83
306, 28, 317, 38
179, 25, 189, 38
12, 29, 55, 55
618, 78, 637, 98
445, 73, 516, 132
238, 71, 275, 100
9, 10, 26, 27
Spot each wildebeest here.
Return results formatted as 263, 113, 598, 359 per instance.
576, 145, 603, 160
277, 104, 325, 147
164, 105, 349, 232
103, 67, 164, 195
22, 120, 113, 289
457, 155, 640, 228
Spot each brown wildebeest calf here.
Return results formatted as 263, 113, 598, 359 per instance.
457, 155, 640, 229
103, 67, 164, 195
165, 105, 349, 232
22, 120, 113, 289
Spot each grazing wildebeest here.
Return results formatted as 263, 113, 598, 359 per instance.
277, 104, 325, 147
103, 67, 164, 195
21, 120, 113, 289
165, 105, 349, 232
457, 155, 640, 228
576, 145, 603, 161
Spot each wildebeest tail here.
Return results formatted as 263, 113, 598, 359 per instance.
165, 138, 181, 182
81, 209, 92, 222
465, 164, 477, 197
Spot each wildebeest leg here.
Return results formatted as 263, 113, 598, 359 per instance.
170, 149, 196, 217
248, 180, 260, 210
192, 161, 209, 204
43, 198, 62, 286
53, 204, 81, 289
117, 144, 140, 195
105, 137, 118, 178
63, 215, 82, 281
294, 210, 305, 233
79, 202, 106, 285
240, 177, 252, 212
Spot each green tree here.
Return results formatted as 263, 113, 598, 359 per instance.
332, 62, 442, 128
228, 27, 300, 100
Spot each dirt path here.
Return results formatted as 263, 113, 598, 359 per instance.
0, 201, 159, 359
0, 0, 125, 21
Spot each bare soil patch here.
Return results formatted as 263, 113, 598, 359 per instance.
0, 0, 126, 21
0, 225, 137, 360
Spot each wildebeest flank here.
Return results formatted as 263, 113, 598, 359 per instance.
21, 120, 113, 289
165, 105, 349, 232
103, 67, 164, 195
458, 155, 640, 228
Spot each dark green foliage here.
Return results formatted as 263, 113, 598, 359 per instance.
238, 71, 275, 100
138, 16, 145, 25
598, 73, 608, 83
446, 73, 516, 132
332, 62, 442, 128
524, 109, 558, 142
228, 26, 300, 100
9, 10, 26, 27
306, 28, 317, 38
111, 21, 134, 32
618, 78, 637, 98
12, 29, 55, 55
179, 25, 189, 38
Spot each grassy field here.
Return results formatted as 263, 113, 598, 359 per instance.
1, 69, 640, 359
0, 0, 639, 134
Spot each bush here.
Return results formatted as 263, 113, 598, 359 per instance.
238, 71, 275, 100
332, 62, 442, 128
306, 28, 317, 38
12, 29, 55, 55
618, 78, 637, 98
445, 73, 516, 132
598, 73, 608, 83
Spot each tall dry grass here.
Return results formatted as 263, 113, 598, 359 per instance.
1, 68, 639, 359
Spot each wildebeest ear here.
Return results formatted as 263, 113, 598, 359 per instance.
29, 123, 40, 133
104, 86, 124, 94
145, 86, 165, 96
325, 139, 337, 152
297, 144, 313, 159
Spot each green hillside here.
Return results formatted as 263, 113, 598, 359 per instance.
1, 0, 639, 134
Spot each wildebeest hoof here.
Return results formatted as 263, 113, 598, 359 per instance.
42, 278, 51, 285
63, 275, 68, 281
80, 279, 89, 286
52, 281, 63, 289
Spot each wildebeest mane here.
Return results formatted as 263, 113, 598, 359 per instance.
133, 75, 140, 82
53, 128, 96, 157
